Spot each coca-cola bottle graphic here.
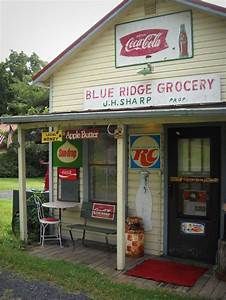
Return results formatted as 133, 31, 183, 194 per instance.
179, 24, 188, 58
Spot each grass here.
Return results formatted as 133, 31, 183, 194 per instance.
0, 177, 43, 191
0, 201, 203, 300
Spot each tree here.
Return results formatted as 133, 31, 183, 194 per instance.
0, 50, 49, 116
0, 51, 49, 177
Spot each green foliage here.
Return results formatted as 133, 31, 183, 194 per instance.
0, 147, 18, 177
0, 138, 48, 178
0, 50, 49, 177
0, 50, 49, 116
12, 191, 49, 242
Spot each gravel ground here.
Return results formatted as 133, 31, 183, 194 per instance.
0, 270, 89, 300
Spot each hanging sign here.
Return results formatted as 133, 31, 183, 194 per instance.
64, 128, 99, 140
115, 11, 192, 67
91, 203, 116, 220
84, 74, 220, 110
52, 140, 82, 167
130, 134, 160, 169
42, 130, 62, 143
58, 168, 78, 181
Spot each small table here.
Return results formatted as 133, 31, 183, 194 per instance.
42, 201, 79, 221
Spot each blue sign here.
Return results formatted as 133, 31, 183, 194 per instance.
130, 134, 160, 169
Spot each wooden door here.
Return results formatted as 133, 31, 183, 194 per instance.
168, 126, 220, 264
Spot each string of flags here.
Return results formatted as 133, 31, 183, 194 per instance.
0, 133, 5, 146
7, 125, 14, 148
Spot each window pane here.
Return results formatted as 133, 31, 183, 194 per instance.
203, 138, 210, 174
178, 139, 189, 175
89, 134, 116, 164
190, 139, 202, 173
90, 166, 117, 202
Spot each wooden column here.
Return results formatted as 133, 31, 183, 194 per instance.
18, 126, 27, 241
116, 125, 126, 270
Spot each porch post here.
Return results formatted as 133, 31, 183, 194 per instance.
116, 125, 126, 270
18, 126, 27, 242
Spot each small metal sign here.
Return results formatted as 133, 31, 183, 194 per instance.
52, 140, 82, 167
130, 134, 160, 169
181, 222, 205, 235
42, 130, 63, 143
58, 168, 78, 181
91, 203, 116, 220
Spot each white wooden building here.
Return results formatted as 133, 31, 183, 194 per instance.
1, 0, 226, 269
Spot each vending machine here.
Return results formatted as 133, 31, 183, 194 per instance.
57, 167, 80, 202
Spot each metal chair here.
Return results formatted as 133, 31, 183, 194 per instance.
34, 197, 62, 247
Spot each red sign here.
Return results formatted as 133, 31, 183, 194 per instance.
91, 203, 115, 220
120, 29, 168, 57
58, 168, 78, 181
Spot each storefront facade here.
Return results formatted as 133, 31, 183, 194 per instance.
1, 0, 226, 268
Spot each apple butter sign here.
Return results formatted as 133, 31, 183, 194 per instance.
52, 140, 82, 167
115, 11, 192, 67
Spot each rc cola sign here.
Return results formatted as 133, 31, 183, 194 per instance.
115, 11, 192, 67
130, 135, 160, 169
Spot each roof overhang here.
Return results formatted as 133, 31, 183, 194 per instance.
1, 107, 226, 129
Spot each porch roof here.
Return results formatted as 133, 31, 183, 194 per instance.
1, 105, 226, 127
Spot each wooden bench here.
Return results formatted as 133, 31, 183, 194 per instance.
66, 201, 117, 249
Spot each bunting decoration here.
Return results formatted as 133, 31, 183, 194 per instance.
7, 125, 14, 148
0, 134, 5, 146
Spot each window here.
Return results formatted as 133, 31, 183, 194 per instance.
88, 132, 116, 203
177, 138, 210, 217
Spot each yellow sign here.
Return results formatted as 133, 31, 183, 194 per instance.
42, 131, 63, 143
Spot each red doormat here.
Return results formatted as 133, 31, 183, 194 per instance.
126, 259, 208, 287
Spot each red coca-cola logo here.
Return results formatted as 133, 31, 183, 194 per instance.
120, 29, 168, 57
58, 168, 78, 181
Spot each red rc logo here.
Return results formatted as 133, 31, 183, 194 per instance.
130, 135, 160, 169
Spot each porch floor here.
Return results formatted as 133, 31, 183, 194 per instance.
28, 240, 226, 299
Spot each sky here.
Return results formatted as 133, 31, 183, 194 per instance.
0, 0, 225, 63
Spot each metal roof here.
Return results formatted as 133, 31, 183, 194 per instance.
33, 0, 226, 85
1, 106, 226, 127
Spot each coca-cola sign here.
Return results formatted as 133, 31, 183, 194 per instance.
120, 29, 168, 57
115, 11, 193, 67
58, 168, 78, 181
91, 203, 116, 220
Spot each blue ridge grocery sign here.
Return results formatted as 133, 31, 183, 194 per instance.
84, 74, 220, 111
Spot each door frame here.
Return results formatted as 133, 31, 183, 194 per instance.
163, 123, 226, 257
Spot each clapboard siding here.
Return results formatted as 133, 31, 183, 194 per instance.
127, 123, 164, 255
